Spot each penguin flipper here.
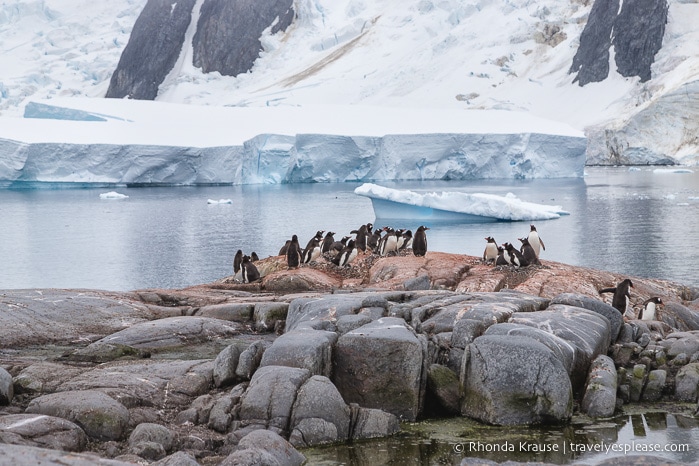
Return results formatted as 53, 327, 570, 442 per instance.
598, 287, 617, 295
638, 308, 644, 320
540, 238, 546, 251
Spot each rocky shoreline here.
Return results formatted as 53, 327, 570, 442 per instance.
2, 251, 699, 465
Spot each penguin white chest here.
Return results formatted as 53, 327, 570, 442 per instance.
642, 302, 656, 321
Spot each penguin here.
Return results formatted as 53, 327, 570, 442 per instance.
483, 237, 498, 263
527, 224, 545, 258
241, 255, 260, 283
332, 239, 358, 267
302, 231, 324, 264
412, 225, 429, 257
233, 249, 243, 275
250, 252, 259, 262
379, 227, 399, 256
321, 231, 336, 254
495, 245, 509, 266
278, 240, 291, 256
500, 243, 513, 265
330, 235, 351, 253
518, 237, 541, 266
505, 242, 528, 267
286, 235, 301, 269
399, 229, 413, 250
639, 297, 663, 320
352, 223, 372, 252
599, 278, 634, 315
367, 229, 382, 253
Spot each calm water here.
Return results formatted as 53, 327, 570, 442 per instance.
1, 166, 698, 291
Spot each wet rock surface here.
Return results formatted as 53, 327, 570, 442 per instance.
2, 253, 699, 464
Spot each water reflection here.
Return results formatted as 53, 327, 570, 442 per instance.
303, 411, 699, 465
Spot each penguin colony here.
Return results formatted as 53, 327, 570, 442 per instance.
233, 222, 664, 322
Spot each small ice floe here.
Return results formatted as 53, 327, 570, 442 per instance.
653, 168, 694, 174
628, 167, 642, 172
354, 183, 569, 223
207, 199, 233, 204
99, 191, 129, 199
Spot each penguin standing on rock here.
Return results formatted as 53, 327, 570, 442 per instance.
233, 249, 243, 275
379, 227, 398, 256
518, 237, 541, 266
367, 229, 382, 253
399, 229, 413, 250
278, 240, 291, 256
321, 231, 336, 254
412, 225, 429, 257
599, 278, 634, 315
241, 255, 260, 283
332, 239, 358, 267
527, 225, 546, 258
352, 223, 372, 252
330, 235, 350, 253
639, 297, 663, 320
495, 245, 509, 266
286, 235, 301, 269
483, 237, 498, 263
505, 242, 528, 267
302, 231, 324, 264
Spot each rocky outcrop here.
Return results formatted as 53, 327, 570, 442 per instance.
581, 355, 618, 418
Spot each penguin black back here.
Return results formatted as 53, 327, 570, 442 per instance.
233, 249, 243, 274
518, 237, 540, 266
599, 278, 634, 314
241, 255, 260, 283
321, 231, 336, 254
412, 225, 429, 257
354, 223, 372, 252
333, 239, 357, 266
286, 235, 301, 269
505, 242, 529, 267
278, 240, 291, 256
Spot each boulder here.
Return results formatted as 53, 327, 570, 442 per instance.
642, 370, 666, 402
221, 429, 305, 466
349, 404, 401, 440
236, 340, 269, 380
260, 329, 338, 377
263, 268, 340, 293
285, 293, 385, 331
550, 293, 623, 343
0, 367, 13, 404
675, 362, 699, 402
213, 344, 243, 387
288, 375, 351, 447
238, 365, 311, 434
336, 314, 372, 335
12, 362, 84, 395
426, 364, 460, 415
128, 423, 175, 453
254, 302, 289, 331
0, 414, 88, 452
25, 390, 130, 441
333, 317, 426, 421
661, 302, 699, 331
151, 451, 200, 466
581, 355, 617, 418
196, 303, 253, 322
462, 334, 573, 425
0, 443, 136, 465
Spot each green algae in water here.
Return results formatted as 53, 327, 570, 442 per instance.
302, 410, 699, 465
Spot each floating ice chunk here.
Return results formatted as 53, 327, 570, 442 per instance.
653, 168, 694, 174
99, 191, 128, 199
207, 199, 233, 204
354, 183, 568, 222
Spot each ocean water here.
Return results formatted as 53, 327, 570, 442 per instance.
1, 166, 698, 291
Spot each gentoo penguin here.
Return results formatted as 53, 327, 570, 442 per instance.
352, 223, 372, 252
250, 252, 259, 262
379, 227, 399, 256
495, 245, 509, 266
233, 249, 243, 274
330, 235, 351, 253
301, 236, 321, 264
639, 297, 663, 320
412, 225, 429, 257
321, 231, 336, 254
399, 229, 413, 250
599, 278, 634, 315
241, 255, 260, 283
505, 242, 528, 267
527, 225, 545, 258
332, 239, 358, 267
500, 243, 513, 265
286, 235, 301, 269
483, 237, 498, 263
367, 229, 382, 253
278, 240, 291, 256
518, 237, 541, 266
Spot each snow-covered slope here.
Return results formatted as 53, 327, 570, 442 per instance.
1, 0, 697, 172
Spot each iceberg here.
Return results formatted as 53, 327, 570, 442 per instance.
99, 191, 129, 199
354, 183, 569, 223
207, 199, 233, 204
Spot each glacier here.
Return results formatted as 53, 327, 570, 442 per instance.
0, 100, 586, 186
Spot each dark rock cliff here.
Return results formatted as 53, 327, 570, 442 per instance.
192, 0, 294, 76
106, 0, 197, 100
570, 0, 668, 86
106, 0, 295, 101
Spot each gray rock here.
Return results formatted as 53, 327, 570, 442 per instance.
260, 329, 337, 377
254, 302, 289, 332
82, 316, 240, 350
336, 314, 372, 335
581, 355, 617, 418
667, 336, 699, 358
0, 443, 135, 465
130, 441, 166, 461
628, 364, 647, 403
403, 274, 431, 291
213, 344, 243, 387
25, 390, 130, 441
642, 369, 666, 402
239, 365, 311, 433
175, 394, 214, 426
550, 293, 623, 343
152, 451, 200, 466
618, 324, 634, 344
197, 303, 253, 322
426, 364, 460, 415
208, 389, 242, 433
462, 334, 572, 425
349, 404, 400, 440
675, 362, 699, 402
289, 375, 351, 447
661, 302, 699, 331
66, 343, 150, 363
236, 340, 269, 380
128, 423, 175, 452
333, 317, 425, 421
12, 362, 84, 395
285, 293, 380, 331
0, 367, 13, 405
0, 414, 87, 451
450, 319, 485, 349
221, 429, 305, 466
